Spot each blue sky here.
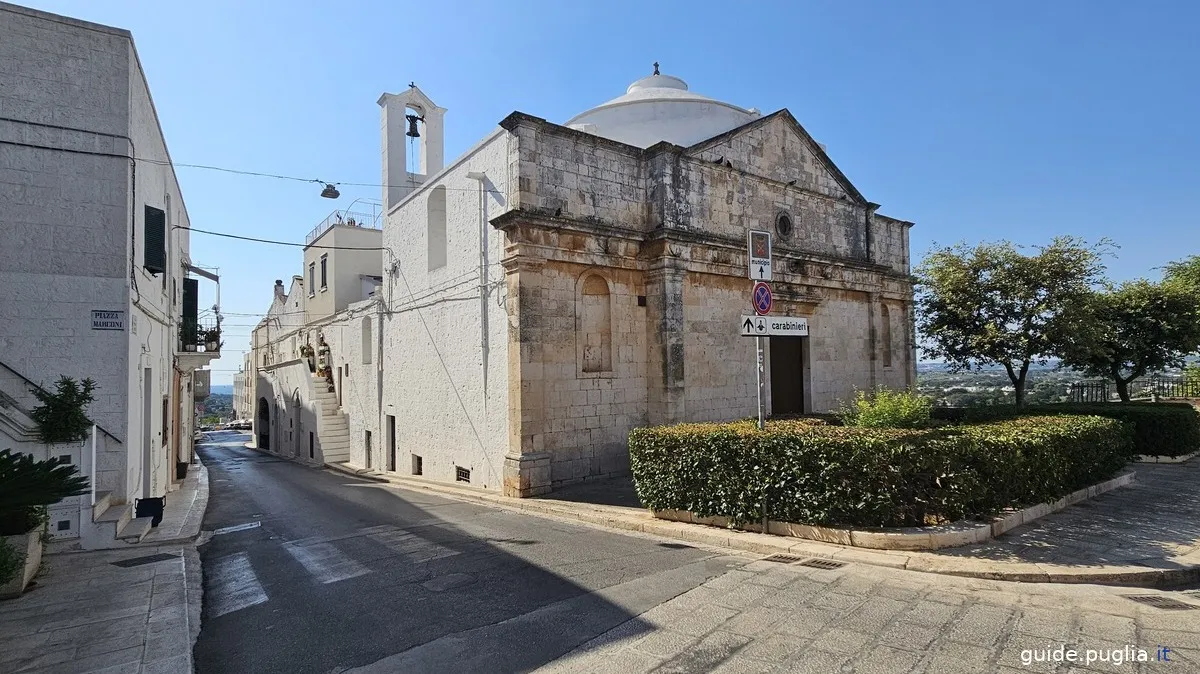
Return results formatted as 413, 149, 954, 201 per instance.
21, 1, 1200, 383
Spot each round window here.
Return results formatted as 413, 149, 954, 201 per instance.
776, 213, 794, 238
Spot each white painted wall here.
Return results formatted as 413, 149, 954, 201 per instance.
0, 4, 198, 546
304, 226, 383, 323
309, 301, 380, 469
380, 129, 513, 489
125, 36, 193, 504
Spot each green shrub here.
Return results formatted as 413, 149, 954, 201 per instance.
838, 389, 934, 429
932, 402, 1200, 457
0, 450, 89, 536
630, 415, 1132, 529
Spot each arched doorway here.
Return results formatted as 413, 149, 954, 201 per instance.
256, 397, 271, 451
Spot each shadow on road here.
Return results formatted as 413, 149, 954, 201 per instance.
193, 434, 726, 674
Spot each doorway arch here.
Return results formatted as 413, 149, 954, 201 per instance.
256, 397, 271, 451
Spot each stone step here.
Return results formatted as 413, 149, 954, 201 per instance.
95, 502, 131, 530
323, 447, 351, 462
92, 491, 112, 521
117, 516, 154, 543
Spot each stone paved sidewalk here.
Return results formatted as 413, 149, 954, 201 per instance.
333, 456, 1200, 587
0, 545, 202, 674
1, 454, 209, 673
532, 555, 1200, 674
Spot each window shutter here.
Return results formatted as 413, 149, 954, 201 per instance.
144, 206, 166, 274
181, 278, 198, 346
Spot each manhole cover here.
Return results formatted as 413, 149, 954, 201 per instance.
798, 558, 847, 570
110, 553, 177, 568
1124, 595, 1198, 610
762, 554, 805, 564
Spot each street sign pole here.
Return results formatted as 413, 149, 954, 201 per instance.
756, 335, 765, 430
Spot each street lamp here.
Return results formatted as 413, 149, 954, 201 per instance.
320, 183, 340, 199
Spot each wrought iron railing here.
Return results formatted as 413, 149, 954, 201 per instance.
1069, 376, 1200, 402
305, 207, 383, 245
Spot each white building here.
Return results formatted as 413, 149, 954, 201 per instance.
248, 211, 383, 468
0, 2, 220, 548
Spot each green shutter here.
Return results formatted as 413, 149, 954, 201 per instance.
144, 206, 166, 274
181, 278, 198, 347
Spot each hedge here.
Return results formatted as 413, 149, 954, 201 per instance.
629, 415, 1133, 529
932, 402, 1200, 457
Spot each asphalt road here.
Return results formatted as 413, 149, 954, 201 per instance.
191, 433, 740, 674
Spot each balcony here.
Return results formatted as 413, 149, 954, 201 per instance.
176, 265, 221, 371
177, 318, 222, 371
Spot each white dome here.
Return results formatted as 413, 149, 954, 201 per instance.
566, 68, 760, 149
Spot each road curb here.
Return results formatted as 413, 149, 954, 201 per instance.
347, 469, 1200, 589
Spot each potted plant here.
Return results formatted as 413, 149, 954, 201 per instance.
0, 451, 89, 598
204, 328, 221, 353
180, 320, 200, 352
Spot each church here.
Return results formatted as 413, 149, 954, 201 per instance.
366, 64, 915, 497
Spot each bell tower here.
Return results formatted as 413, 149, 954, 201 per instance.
378, 84, 446, 210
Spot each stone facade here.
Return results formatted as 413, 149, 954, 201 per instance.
487, 108, 914, 495
247, 75, 914, 500
366, 82, 913, 498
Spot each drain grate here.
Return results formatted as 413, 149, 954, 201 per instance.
110, 552, 177, 568
798, 558, 847, 570
659, 543, 696, 550
762, 553, 806, 564
1124, 595, 1198, 610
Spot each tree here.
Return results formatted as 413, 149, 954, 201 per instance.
1164, 255, 1200, 290
1060, 280, 1200, 402
915, 237, 1110, 406
30, 376, 97, 444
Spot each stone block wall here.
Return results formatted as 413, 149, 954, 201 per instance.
522, 261, 650, 487
682, 272, 759, 422
505, 115, 648, 229
872, 214, 912, 276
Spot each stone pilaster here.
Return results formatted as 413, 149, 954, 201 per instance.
646, 256, 687, 426
500, 248, 552, 497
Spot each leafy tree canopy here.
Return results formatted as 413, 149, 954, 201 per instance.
1060, 280, 1200, 401
915, 236, 1111, 406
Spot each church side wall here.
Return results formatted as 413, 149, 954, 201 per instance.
381, 133, 511, 489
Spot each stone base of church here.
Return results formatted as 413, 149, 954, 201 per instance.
502, 452, 553, 498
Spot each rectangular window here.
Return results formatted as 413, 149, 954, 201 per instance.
412, 454, 422, 476
144, 205, 166, 274
308, 263, 316, 296
161, 397, 169, 445
455, 466, 470, 483
364, 431, 372, 470
320, 254, 328, 289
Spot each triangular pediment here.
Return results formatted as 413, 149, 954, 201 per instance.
686, 110, 866, 204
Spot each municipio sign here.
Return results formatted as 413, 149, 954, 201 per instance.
747, 230, 772, 280
740, 315, 809, 337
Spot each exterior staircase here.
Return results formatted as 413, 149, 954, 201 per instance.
312, 373, 351, 463
87, 490, 155, 547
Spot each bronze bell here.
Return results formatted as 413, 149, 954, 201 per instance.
405, 113, 423, 138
